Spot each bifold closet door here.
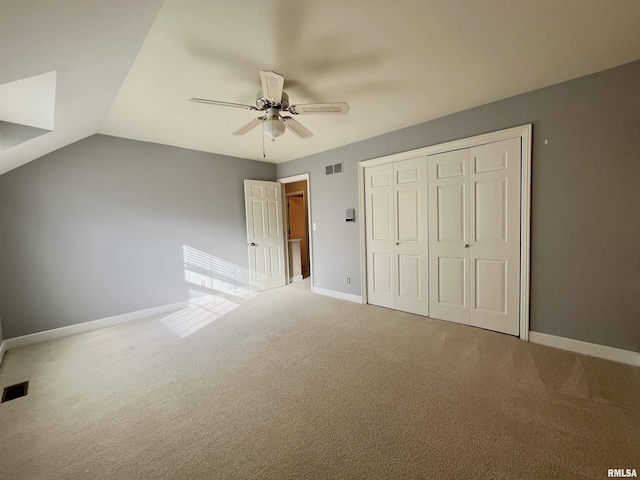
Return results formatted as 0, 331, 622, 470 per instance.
427, 149, 471, 325
394, 158, 428, 315
428, 138, 521, 335
365, 163, 395, 309
469, 138, 521, 335
365, 159, 427, 315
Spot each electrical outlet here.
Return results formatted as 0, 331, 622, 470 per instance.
347, 277, 351, 284
201, 281, 205, 287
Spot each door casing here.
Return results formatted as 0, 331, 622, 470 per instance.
278, 173, 314, 290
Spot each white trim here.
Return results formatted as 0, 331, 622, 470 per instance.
519, 126, 533, 342
0, 340, 7, 366
529, 331, 640, 367
358, 125, 532, 168
358, 124, 533, 340
291, 275, 303, 282
277, 173, 308, 183
313, 286, 362, 304
278, 173, 314, 290
0, 301, 189, 354
358, 164, 367, 305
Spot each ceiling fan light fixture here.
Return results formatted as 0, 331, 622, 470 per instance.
263, 117, 285, 140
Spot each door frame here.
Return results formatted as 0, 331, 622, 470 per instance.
358, 124, 532, 341
277, 173, 314, 290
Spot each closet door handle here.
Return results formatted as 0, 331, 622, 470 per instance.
464, 244, 470, 248
396, 242, 400, 246
250, 242, 257, 246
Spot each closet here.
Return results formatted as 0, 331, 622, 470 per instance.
362, 128, 528, 337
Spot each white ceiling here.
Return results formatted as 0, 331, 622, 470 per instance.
2, 0, 640, 172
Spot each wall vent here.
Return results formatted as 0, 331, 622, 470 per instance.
2, 381, 29, 403
326, 163, 343, 175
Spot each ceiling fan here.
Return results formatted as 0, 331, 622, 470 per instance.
189, 70, 349, 142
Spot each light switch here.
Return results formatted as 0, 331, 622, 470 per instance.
312, 223, 317, 231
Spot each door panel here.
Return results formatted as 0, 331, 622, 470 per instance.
398, 254, 420, 298
372, 192, 392, 240
469, 138, 521, 335
428, 149, 470, 324
437, 184, 466, 242
394, 158, 428, 315
438, 257, 466, 307
267, 201, 279, 237
365, 164, 395, 308
474, 259, 506, 313
475, 178, 506, 242
397, 190, 418, 241
244, 180, 287, 291
372, 253, 393, 294
251, 201, 265, 238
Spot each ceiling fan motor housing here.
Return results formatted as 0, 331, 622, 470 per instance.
256, 90, 289, 111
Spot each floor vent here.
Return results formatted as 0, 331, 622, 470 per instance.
2, 381, 29, 403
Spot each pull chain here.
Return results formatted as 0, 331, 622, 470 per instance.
262, 126, 266, 158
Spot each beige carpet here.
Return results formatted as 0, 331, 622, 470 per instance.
0, 279, 638, 479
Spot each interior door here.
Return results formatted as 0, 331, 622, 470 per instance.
364, 163, 395, 308
427, 149, 471, 325
244, 180, 287, 291
469, 138, 521, 335
394, 158, 428, 315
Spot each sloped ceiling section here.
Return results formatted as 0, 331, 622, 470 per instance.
0, 0, 163, 175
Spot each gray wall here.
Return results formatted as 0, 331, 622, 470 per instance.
277, 60, 640, 353
0, 135, 275, 339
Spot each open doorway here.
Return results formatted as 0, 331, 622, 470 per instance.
279, 174, 312, 286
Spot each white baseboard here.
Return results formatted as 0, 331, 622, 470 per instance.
529, 331, 640, 367
290, 275, 303, 282
313, 286, 362, 304
0, 300, 190, 362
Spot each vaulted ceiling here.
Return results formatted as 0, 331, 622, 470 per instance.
2, 0, 640, 174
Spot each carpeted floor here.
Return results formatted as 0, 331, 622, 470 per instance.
0, 279, 638, 479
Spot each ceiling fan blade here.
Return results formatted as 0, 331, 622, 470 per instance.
289, 102, 350, 115
282, 116, 313, 139
259, 70, 285, 105
232, 117, 264, 136
189, 98, 257, 111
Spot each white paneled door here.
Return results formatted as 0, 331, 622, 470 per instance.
365, 158, 428, 315
428, 138, 521, 335
365, 163, 395, 308
244, 180, 287, 291
427, 149, 470, 325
